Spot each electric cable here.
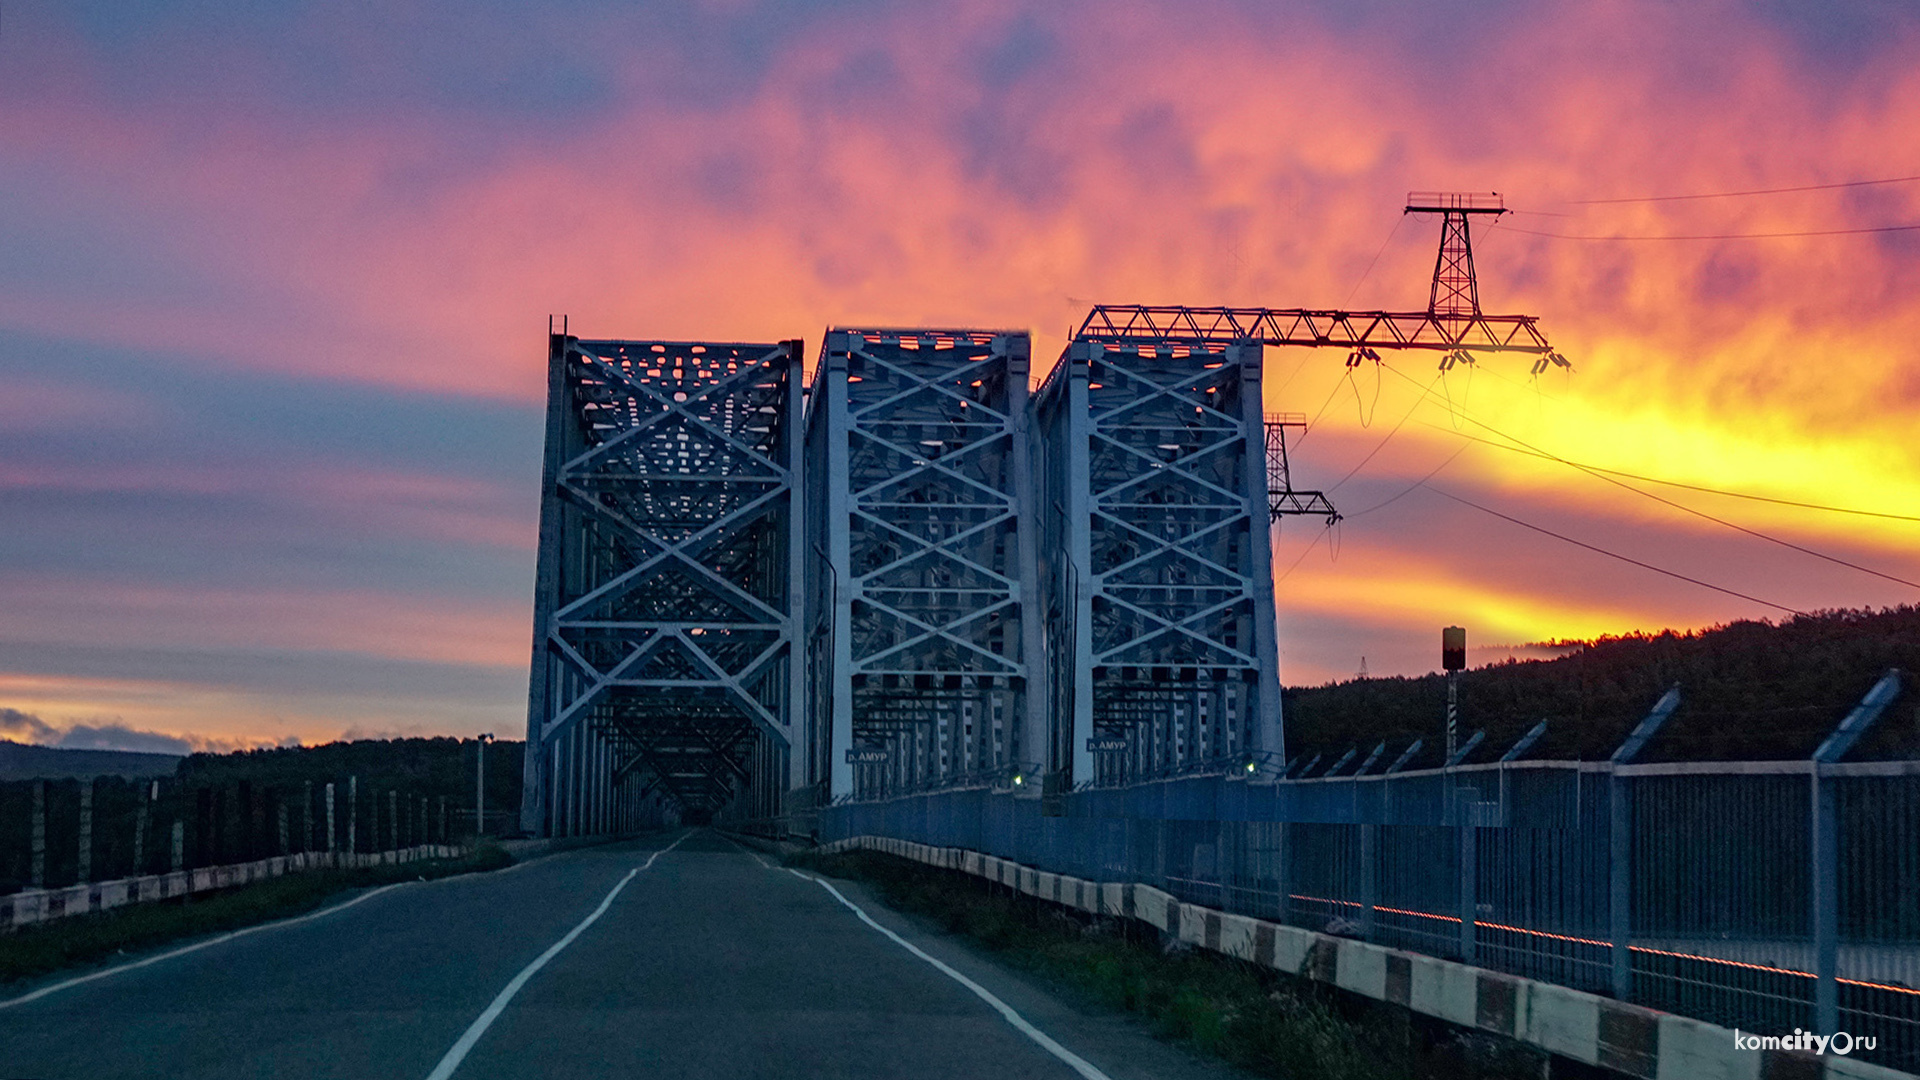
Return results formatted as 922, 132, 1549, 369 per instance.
1273, 520, 1337, 583
1327, 373, 1443, 493
1568, 174, 1920, 204
1342, 217, 1406, 307
1293, 373, 1349, 448
1346, 444, 1470, 518
1415, 422, 1920, 523
1378, 362, 1920, 591
1495, 221, 1920, 241
1423, 485, 1808, 616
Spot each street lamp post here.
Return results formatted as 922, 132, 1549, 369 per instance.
476, 733, 495, 839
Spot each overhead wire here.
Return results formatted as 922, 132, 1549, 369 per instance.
1423, 485, 1808, 617
1568, 173, 1920, 204
1346, 444, 1470, 519
1341, 216, 1407, 307
1377, 361, 1920, 591
1494, 221, 1920, 241
1327, 372, 1443, 493
1274, 519, 1338, 583
1415, 422, 1920, 523
1293, 374, 1349, 449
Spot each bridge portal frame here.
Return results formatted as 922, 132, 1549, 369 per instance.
521, 332, 806, 834
1033, 336, 1283, 793
803, 328, 1045, 802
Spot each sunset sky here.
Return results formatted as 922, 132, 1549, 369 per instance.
1, 0, 1917, 753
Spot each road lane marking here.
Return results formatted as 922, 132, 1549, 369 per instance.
718, 833, 776, 869
787, 868, 1116, 1080
423, 832, 687, 1080
0, 881, 408, 1011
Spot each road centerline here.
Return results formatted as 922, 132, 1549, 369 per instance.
423, 832, 687, 1080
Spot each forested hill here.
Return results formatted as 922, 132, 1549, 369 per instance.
176, 737, 523, 812
1281, 607, 1920, 768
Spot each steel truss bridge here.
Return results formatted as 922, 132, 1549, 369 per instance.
521, 193, 1572, 831
522, 319, 1559, 831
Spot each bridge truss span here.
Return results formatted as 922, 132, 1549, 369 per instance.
522, 334, 805, 833
1034, 337, 1284, 793
804, 329, 1045, 802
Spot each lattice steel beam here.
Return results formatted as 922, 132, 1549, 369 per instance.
1074, 305, 1555, 355
805, 329, 1043, 800
1036, 338, 1283, 789
522, 333, 804, 833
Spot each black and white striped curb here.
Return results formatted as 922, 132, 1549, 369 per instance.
823, 835, 1912, 1080
1, 844, 464, 929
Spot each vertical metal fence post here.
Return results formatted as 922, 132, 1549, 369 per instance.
347, 776, 358, 856
1360, 822, 1378, 942
1609, 767, 1632, 1000
134, 784, 150, 875
78, 779, 93, 884
325, 782, 336, 853
171, 819, 184, 873
1812, 766, 1839, 1035
1458, 792, 1477, 963
31, 779, 46, 888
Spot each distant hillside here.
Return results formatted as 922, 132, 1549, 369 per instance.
178, 737, 524, 814
1282, 607, 1920, 767
0, 741, 181, 781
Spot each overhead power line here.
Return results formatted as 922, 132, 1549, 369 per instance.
1570, 173, 1920, 204
1419, 423, 1920, 523
1424, 485, 1808, 617
1378, 362, 1920, 592
1495, 222, 1920, 241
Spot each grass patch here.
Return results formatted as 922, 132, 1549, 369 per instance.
0, 844, 514, 986
788, 848, 1549, 1080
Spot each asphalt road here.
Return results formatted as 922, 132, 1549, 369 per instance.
0, 830, 1241, 1080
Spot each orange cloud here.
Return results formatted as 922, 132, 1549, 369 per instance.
1, 0, 1916, 728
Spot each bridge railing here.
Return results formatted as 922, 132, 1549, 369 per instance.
817, 758, 1920, 1072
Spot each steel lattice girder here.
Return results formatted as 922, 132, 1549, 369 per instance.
805, 329, 1045, 799
522, 336, 805, 829
1076, 305, 1552, 353
1034, 338, 1284, 788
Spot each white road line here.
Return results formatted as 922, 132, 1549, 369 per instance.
0, 881, 408, 1011
786, 868, 1116, 1080
423, 833, 687, 1080
718, 833, 776, 869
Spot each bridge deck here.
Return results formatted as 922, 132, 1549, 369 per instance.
0, 832, 1233, 1080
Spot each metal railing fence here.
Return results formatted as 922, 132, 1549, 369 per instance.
818, 758, 1920, 1071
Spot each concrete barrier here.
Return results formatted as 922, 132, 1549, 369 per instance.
1, 844, 463, 930
820, 835, 1915, 1080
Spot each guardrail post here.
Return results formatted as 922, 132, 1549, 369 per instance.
324, 782, 336, 852
347, 776, 358, 856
